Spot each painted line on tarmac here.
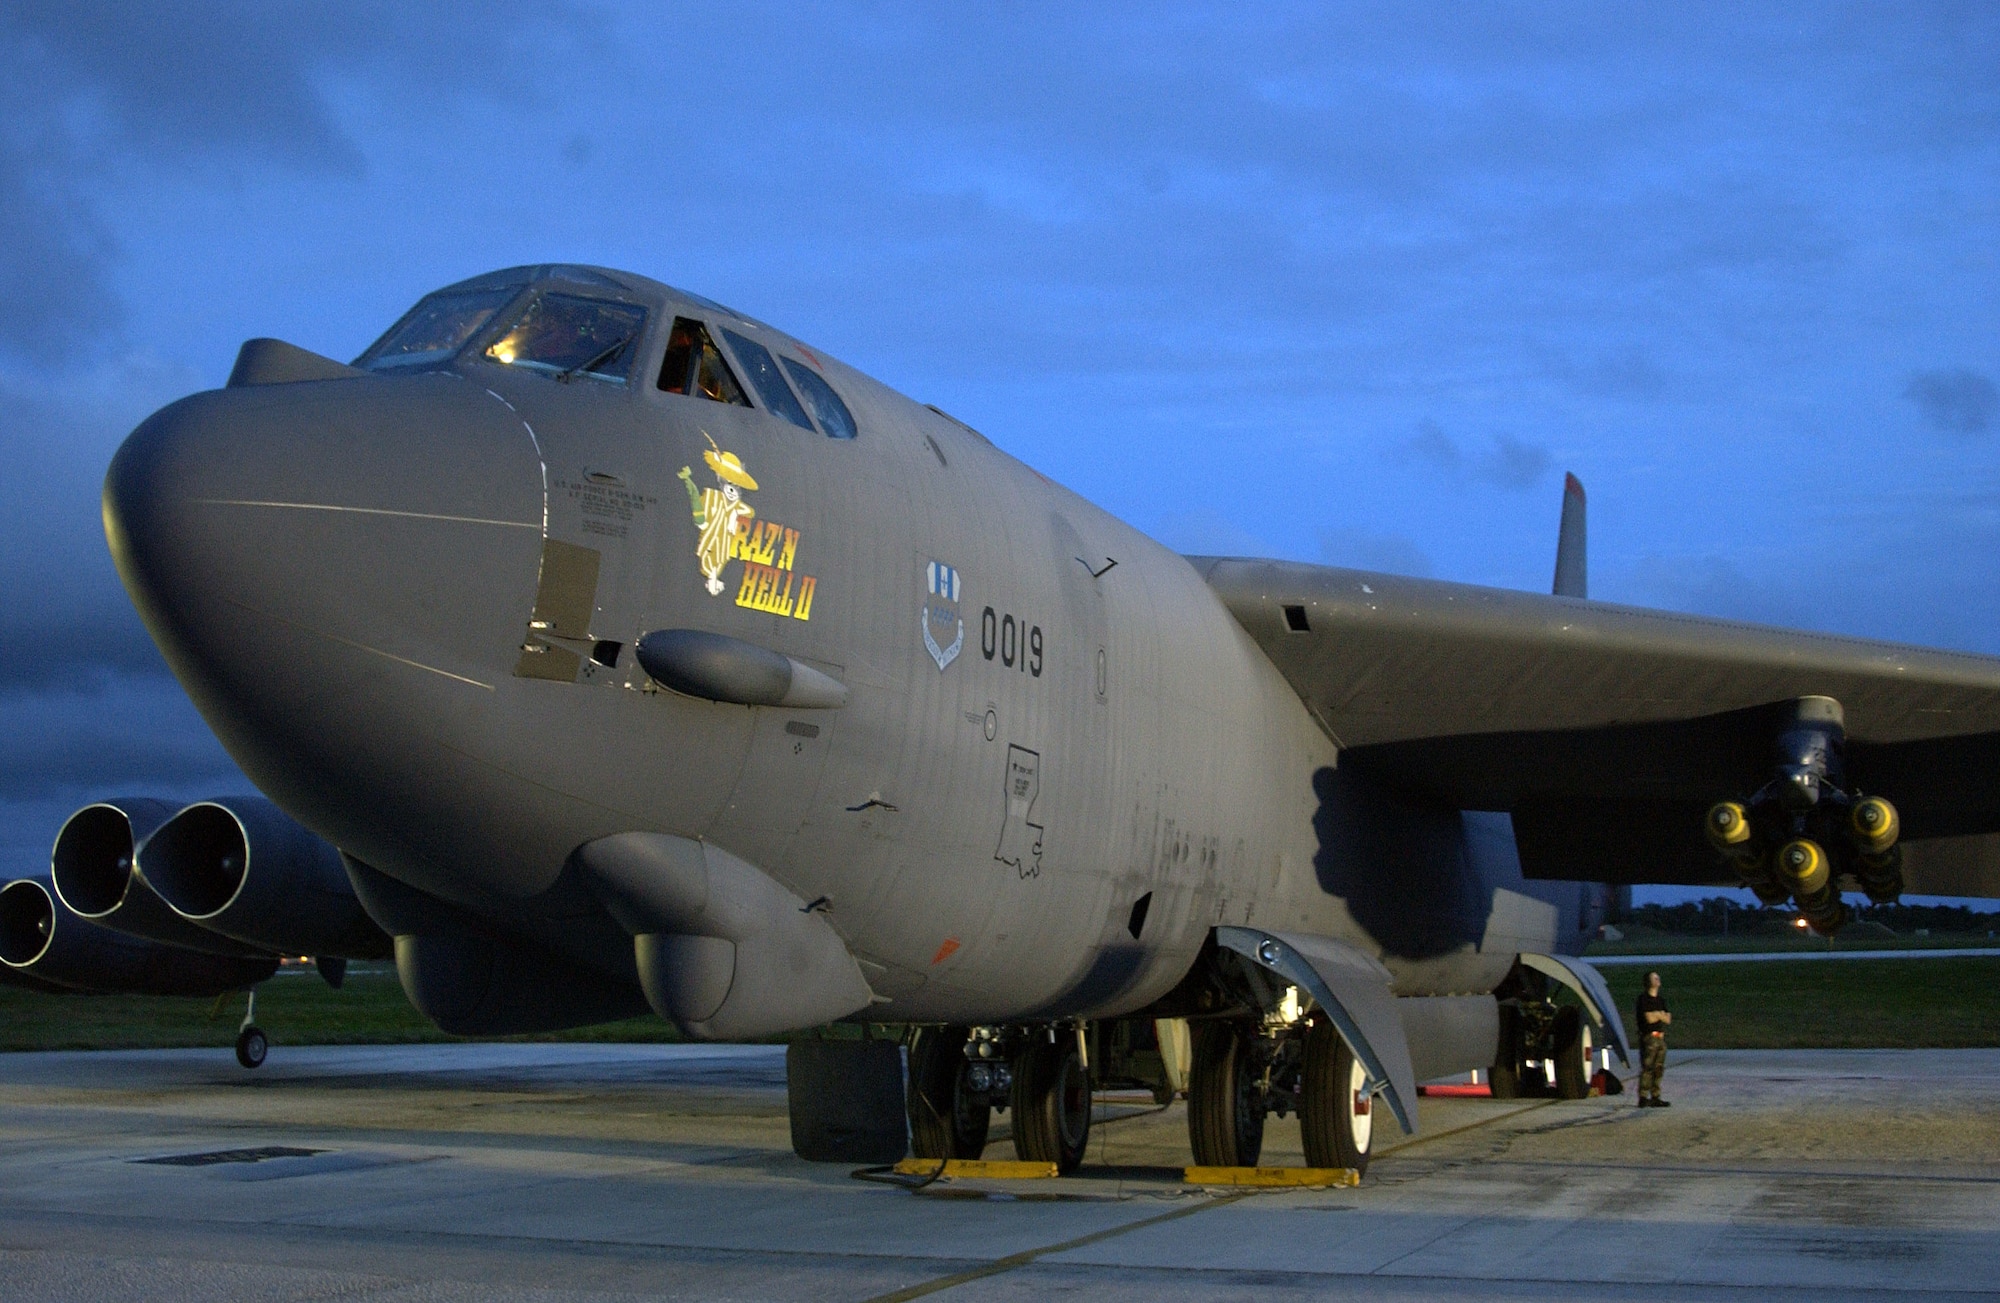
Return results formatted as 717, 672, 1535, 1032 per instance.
1372, 1097, 1562, 1158
858, 1190, 1252, 1303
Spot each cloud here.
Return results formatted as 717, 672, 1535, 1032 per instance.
1903, 368, 1998, 434
1482, 434, 1553, 490
2, 3, 363, 173
0, 367, 198, 688
1397, 420, 1552, 492
1618, 554, 1816, 631
0, 674, 239, 802
1403, 419, 1462, 471
0, 1, 596, 369
0, 145, 121, 366
1319, 528, 1433, 577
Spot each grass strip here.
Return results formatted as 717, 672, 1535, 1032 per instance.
1597, 956, 2000, 1048
0, 968, 679, 1052
5, 958, 1997, 1054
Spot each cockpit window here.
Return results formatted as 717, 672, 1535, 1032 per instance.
781, 357, 858, 439
356, 287, 519, 371
721, 328, 813, 432
484, 294, 646, 382
658, 317, 750, 406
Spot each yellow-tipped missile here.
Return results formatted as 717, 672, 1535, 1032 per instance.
1850, 796, 1899, 856
1776, 838, 1830, 896
1705, 801, 1753, 850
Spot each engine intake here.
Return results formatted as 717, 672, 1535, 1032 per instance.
1, 875, 277, 996
140, 797, 391, 959
50, 799, 269, 958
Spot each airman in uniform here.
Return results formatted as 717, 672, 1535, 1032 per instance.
1636, 970, 1671, 1107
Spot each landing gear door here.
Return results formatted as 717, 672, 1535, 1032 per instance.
1215, 925, 1419, 1135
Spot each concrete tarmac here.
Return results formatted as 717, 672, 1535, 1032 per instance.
1, 1042, 1997, 1301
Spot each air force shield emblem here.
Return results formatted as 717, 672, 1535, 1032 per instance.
923, 560, 964, 671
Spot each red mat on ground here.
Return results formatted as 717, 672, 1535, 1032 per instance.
1417, 1083, 1493, 1097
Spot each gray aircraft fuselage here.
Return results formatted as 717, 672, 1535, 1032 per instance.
105, 265, 1597, 1029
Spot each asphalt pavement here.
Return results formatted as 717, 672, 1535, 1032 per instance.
2, 1041, 1996, 1301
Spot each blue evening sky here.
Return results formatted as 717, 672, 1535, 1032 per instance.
1, 3, 1995, 908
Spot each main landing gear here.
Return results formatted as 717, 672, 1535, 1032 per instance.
1299, 1020, 1374, 1171
1491, 977, 1595, 1101
1012, 1037, 1091, 1171
1185, 1013, 1375, 1176
906, 1025, 1092, 1173
903, 1009, 1385, 1178
906, 1026, 992, 1159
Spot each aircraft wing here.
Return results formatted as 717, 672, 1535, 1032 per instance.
1192, 557, 2000, 895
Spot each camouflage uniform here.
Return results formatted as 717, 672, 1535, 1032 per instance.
1640, 1031, 1666, 1099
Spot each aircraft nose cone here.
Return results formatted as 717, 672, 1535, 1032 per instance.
105, 371, 545, 791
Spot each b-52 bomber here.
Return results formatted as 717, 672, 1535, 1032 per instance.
8, 263, 2000, 1174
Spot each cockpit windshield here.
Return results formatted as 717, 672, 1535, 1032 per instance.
356, 287, 521, 371
484, 294, 647, 382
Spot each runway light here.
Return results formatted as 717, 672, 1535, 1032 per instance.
1794, 917, 1810, 929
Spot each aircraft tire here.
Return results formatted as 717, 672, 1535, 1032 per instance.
907, 1026, 989, 1160
1299, 1020, 1372, 1176
234, 1025, 268, 1070
1553, 1006, 1592, 1099
1011, 1039, 1091, 1173
1187, 1021, 1265, 1168
1489, 1003, 1524, 1099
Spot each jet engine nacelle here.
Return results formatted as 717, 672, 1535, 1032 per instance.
1, 875, 277, 996
139, 797, 392, 960
343, 855, 651, 1035
51, 798, 270, 958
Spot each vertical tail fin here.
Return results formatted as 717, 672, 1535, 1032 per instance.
1553, 472, 1586, 599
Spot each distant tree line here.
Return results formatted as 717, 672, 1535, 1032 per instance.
1613, 897, 2000, 936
